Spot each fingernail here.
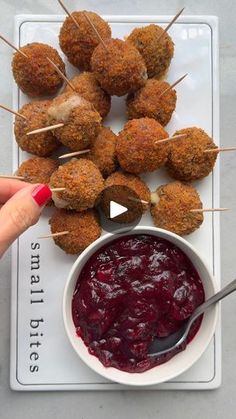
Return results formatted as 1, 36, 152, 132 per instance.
31, 184, 52, 207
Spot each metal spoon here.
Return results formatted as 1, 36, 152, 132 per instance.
148, 278, 236, 357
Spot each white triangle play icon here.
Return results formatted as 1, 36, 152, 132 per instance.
110, 201, 128, 219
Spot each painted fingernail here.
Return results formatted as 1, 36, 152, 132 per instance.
31, 184, 52, 207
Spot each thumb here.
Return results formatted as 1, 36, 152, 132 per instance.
0, 184, 52, 257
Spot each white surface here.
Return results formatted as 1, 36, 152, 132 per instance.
10, 14, 221, 391
0, 1, 236, 418
63, 227, 218, 387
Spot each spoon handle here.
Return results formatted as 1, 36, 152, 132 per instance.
190, 278, 236, 322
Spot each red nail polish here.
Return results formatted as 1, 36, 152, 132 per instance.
32, 185, 52, 207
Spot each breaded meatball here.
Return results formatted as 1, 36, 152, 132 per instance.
64, 72, 111, 118
50, 159, 104, 211
12, 42, 65, 97
150, 181, 203, 236
127, 24, 174, 79
86, 127, 117, 177
166, 127, 218, 181
59, 11, 111, 71
91, 38, 147, 96
16, 157, 58, 184
100, 171, 150, 223
16, 157, 58, 206
127, 79, 177, 126
14, 101, 60, 157
47, 92, 102, 151
116, 118, 169, 174
49, 208, 101, 254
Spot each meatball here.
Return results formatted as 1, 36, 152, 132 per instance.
12, 42, 65, 97
49, 208, 101, 254
14, 101, 60, 157
166, 127, 218, 181
50, 159, 104, 211
116, 118, 169, 174
59, 11, 111, 71
64, 72, 111, 118
127, 79, 177, 126
100, 171, 150, 224
86, 127, 117, 177
47, 92, 102, 151
150, 181, 203, 236
16, 157, 58, 184
91, 38, 147, 96
127, 24, 174, 79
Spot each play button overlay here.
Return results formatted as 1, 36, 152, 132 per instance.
110, 201, 128, 219
98, 185, 144, 234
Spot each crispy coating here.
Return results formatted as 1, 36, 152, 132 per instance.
100, 171, 151, 223
64, 72, 111, 118
127, 79, 177, 126
47, 92, 102, 151
116, 118, 169, 174
16, 157, 58, 184
91, 38, 147, 96
59, 11, 111, 71
85, 127, 117, 177
49, 208, 101, 254
166, 127, 218, 181
14, 101, 60, 157
12, 42, 65, 97
50, 159, 104, 211
150, 181, 203, 236
127, 24, 174, 79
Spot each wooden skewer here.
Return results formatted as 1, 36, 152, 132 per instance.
128, 196, 149, 205
46, 57, 76, 91
59, 149, 91, 159
38, 231, 69, 239
156, 133, 187, 145
57, 0, 80, 30
190, 208, 229, 213
51, 188, 66, 193
204, 147, 236, 153
83, 12, 108, 52
0, 175, 25, 180
0, 34, 28, 58
157, 8, 185, 42
159, 74, 188, 98
0, 104, 27, 120
26, 123, 64, 136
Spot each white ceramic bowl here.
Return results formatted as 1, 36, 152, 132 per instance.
63, 227, 219, 387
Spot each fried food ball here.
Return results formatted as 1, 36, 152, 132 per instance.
59, 11, 111, 71
16, 157, 58, 207
64, 72, 111, 118
127, 24, 174, 79
12, 42, 65, 97
166, 127, 218, 181
100, 171, 150, 223
16, 157, 58, 184
127, 79, 177, 126
49, 208, 101, 254
116, 118, 169, 174
91, 38, 147, 96
14, 101, 60, 157
85, 127, 117, 177
50, 159, 104, 212
150, 181, 203, 236
47, 92, 102, 151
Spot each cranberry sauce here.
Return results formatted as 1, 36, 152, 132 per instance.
72, 235, 205, 373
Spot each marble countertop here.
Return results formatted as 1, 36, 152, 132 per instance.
0, 1, 236, 418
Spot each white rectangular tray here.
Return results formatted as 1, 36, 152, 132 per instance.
10, 14, 221, 391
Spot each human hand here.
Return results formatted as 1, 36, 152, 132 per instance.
0, 180, 52, 258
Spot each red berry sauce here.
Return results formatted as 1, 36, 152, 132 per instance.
72, 235, 205, 373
